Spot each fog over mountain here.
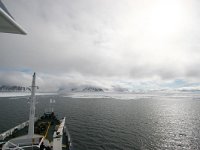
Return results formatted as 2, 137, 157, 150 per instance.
1, 0, 200, 92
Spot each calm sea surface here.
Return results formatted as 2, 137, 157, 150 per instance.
1, 95, 200, 150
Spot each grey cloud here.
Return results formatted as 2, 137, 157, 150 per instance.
1, 0, 200, 91
0, 71, 31, 86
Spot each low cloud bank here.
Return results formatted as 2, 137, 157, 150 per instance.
0, 71, 200, 93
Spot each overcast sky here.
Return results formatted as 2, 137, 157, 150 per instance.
1, 0, 200, 92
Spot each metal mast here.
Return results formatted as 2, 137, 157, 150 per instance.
28, 72, 37, 138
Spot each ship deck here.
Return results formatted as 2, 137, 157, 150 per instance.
0, 112, 69, 150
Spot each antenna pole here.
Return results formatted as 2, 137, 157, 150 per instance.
28, 72, 36, 138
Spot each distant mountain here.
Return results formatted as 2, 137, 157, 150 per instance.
82, 87, 104, 92
58, 86, 104, 93
0, 85, 26, 92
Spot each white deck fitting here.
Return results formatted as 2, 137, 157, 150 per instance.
53, 117, 66, 150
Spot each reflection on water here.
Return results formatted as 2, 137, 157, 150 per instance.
1, 95, 200, 149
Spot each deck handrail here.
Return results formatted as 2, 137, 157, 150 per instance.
0, 118, 38, 140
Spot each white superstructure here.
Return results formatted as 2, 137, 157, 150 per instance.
0, 0, 26, 34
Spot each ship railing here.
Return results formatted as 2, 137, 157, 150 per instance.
0, 121, 29, 140
3, 137, 42, 150
5, 141, 24, 150
4, 143, 39, 150
0, 118, 38, 140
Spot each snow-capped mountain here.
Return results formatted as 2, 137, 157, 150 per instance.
0, 85, 26, 92
58, 86, 104, 93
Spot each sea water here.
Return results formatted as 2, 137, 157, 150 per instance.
1, 93, 200, 150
